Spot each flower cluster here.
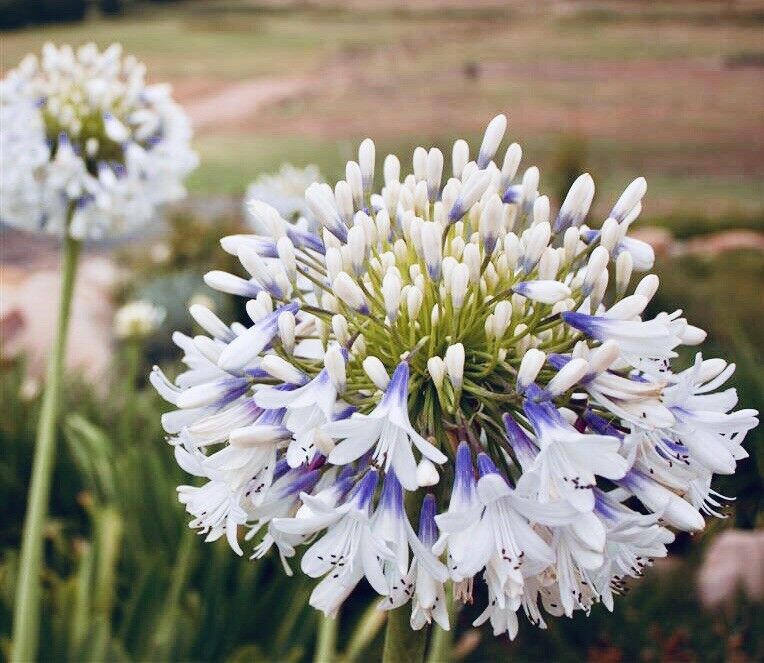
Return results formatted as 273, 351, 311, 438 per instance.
0, 42, 197, 239
153, 115, 758, 637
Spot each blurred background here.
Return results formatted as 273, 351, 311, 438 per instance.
1, 0, 763, 660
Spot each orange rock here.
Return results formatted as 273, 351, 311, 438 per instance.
0, 256, 120, 388
697, 529, 764, 608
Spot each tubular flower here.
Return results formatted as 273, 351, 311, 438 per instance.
0, 42, 197, 239
154, 114, 758, 638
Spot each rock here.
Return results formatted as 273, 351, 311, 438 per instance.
697, 529, 764, 609
0, 256, 120, 388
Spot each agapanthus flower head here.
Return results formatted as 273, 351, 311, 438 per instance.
154, 114, 758, 638
1, 42, 197, 239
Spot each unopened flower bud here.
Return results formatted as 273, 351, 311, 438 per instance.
363, 356, 390, 390
333, 272, 368, 313
518, 348, 546, 392
324, 345, 347, 392
416, 458, 440, 487
445, 343, 465, 388
477, 113, 507, 168
278, 311, 296, 354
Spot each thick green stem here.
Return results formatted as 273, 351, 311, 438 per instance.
382, 605, 428, 663
314, 612, 339, 663
12, 233, 81, 662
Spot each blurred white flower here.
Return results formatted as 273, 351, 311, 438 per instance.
244, 164, 322, 230
114, 300, 165, 340
0, 42, 198, 239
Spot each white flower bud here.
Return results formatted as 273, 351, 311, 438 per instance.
599, 217, 621, 252
450, 263, 470, 309
416, 458, 440, 487
345, 160, 364, 210
203, 270, 259, 298
588, 340, 621, 375
103, 112, 129, 142
420, 221, 443, 280
445, 343, 465, 388
189, 304, 231, 341
276, 236, 297, 282
325, 247, 344, 283
547, 357, 589, 396
520, 166, 539, 210
512, 279, 571, 304
591, 269, 609, 311
362, 356, 390, 390
583, 246, 610, 295
331, 314, 350, 346
449, 169, 491, 222
413, 146, 427, 181
347, 225, 367, 275
479, 194, 503, 254
431, 304, 440, 327
563, 226, 580, 263
493, 300, 512, 337
358, 138, 375, 192
514, 323, 530, 354
532, 195, 550, 226
382, 270, 402, 321
306, 182, 347, 241
615, 250, 633, 294
500, 142, 522, 189
555, 173, 594, 231
462, 243, 481, 283
278, 311, 296, 354
261, 355, 306, 385
611, 177, 647, 222
373, 207, 389, 240
239, 246, 289, 298
324, 345, 347, 393
503, 232, 520, 270
383, 180, 401, 216
633, 275, 659, 306
384, 154, 400, 185
426, 147, 444, 201
406, 286, 424, 319
427, 356, 446, 389
333, 272, 368, 313
334, 180, 354, 224
517, 348, 546, 391
452, 139, 469, 179
619, 237, 655, 272
351, 333, 366, 357
477, 113, 507, 168
521, 221, 551, 272
537, 246, 560, 280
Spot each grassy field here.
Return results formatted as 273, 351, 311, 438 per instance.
2, 0, 763, 220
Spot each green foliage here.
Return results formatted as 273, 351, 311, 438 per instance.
0, 355, 320, 661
